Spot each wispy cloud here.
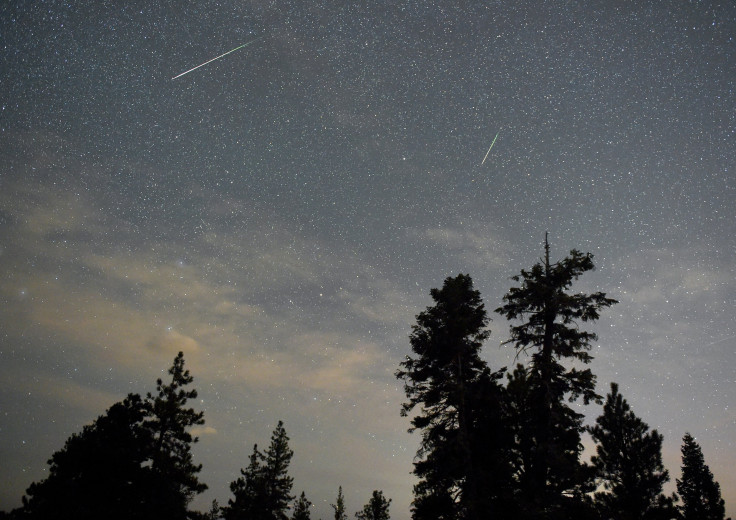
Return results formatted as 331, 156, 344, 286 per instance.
411, 224, 512, 271
0, 161, 413, 403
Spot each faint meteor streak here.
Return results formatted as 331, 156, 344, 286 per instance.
481, 131, 500, 165
702, 333, 736, 348
172, 37, 263, 80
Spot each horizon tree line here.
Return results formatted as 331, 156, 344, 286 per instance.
1, 237, 728, 520
396, 235, 727, 520
1, 351, 391, 520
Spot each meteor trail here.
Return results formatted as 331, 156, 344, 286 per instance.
172, 37, 263, 80
481, 131, 500, 165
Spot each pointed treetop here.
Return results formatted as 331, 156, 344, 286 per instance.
331, 486, 347, 520
678, 433, 726, 520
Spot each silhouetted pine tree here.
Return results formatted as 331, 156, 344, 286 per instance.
355, 490, 391, 520
332, 486, 348, 520
677, 433, 725, 520
208, 499, 222, 520
16, 352, 207, 520
409, 445, 458, 520
224, 421, 294, 520
292, 492, 312, 520
495, 235, 617, 519
19, 394, 152, 520
396, 274, 506, 520
589, 383, 677, 520
263, 421, 295, 519
143, 351, 208, 519
224, 444, 268, 520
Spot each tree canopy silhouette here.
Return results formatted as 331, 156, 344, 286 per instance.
16, 352, 206, 520
19, 394, 151, 520
143, 351, 208, 517
224, 420, 294, 520
291, 492, 312, 520
331, 486, 348, 520
396, 274, 509, 520
589, 383, 677, 520
355, 490, 391, 520
677, 433, 726, 520
495, 235, 617, 518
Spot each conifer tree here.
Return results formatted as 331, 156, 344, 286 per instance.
19, 394, 152, 520
396, 274, 503, 520
208, 499, 222, 520
292, 492, 312, 520
589, 383, 677, 520
143, 351, 208, 518
263, 421, 295, 519
677, 433, 725, 520
17, 352, 207, 520
224, 444, 268, 520
355, 490, 391, 520
495, 235, 617, 518
332, 486, 348, 520
224, 421, 294, 520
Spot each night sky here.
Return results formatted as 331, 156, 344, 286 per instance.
1, 1, 734, 518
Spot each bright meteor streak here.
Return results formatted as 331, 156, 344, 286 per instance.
481, 131, 500, 165
172, 37, 263, 80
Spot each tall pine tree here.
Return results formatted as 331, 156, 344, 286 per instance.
143, 351, 208, 518
589, 383, 677, 520
495, 235, 617, 519
677, 433, 725, 520
224, 421, 294, 520
263, 421, 295, 519
332, 486, 348, 520
396, 274, 504, 520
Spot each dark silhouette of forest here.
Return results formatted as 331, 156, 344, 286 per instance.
2, 238, 729, 520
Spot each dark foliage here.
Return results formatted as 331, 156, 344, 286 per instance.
396, 274, 511, 520
495, 236, 617, 518
677, 433, 725, 520
19, 394, 152, 520
143, 351, 208, 517
292, 492, 312, 520
263, 421, 295, 519
15, 352, 206, 520
223, 421, 294, 520
589, 383, 677, 520
208, 500, 223, 520
332, 486, 348, 520
355, 490, 391, 520
224, 444, 268, 520
466, 366, 517, 518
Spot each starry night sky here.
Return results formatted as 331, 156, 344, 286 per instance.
1, 1, 734, 518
